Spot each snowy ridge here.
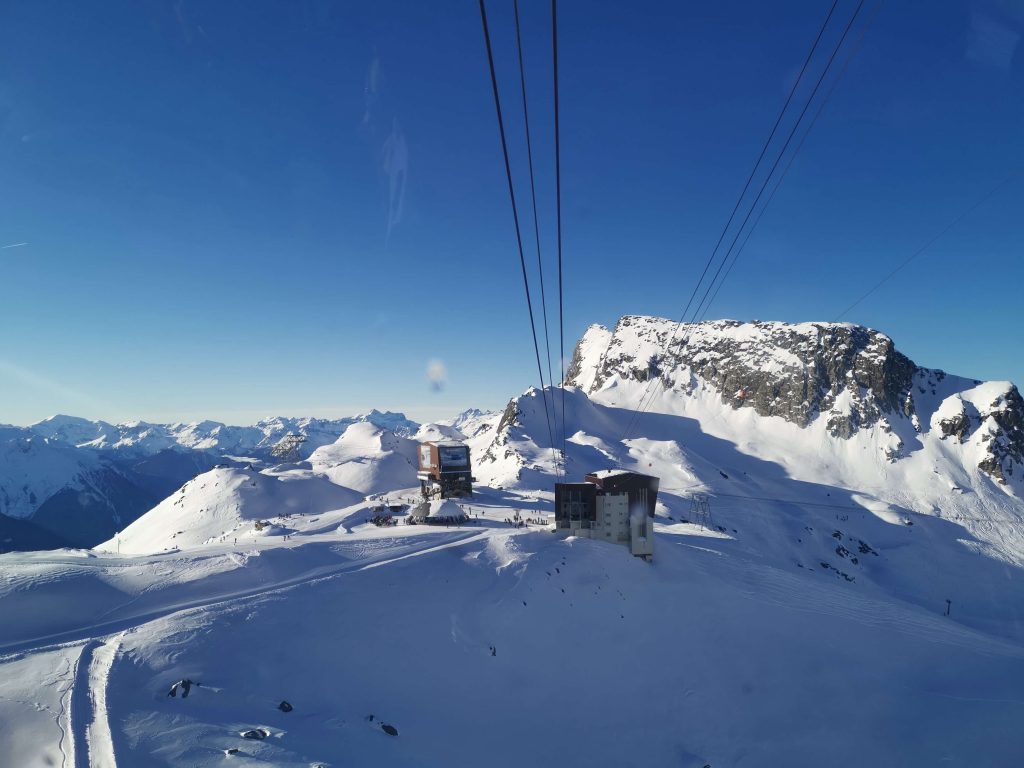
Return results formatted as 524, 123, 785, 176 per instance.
96, 466, 363, 555
26, 410, 420, 456
0, 430, 106, 519
0, 411, 422, 550
565, 316, 1023, 486
307, 422, 420, 496
473, 317, 1024, 567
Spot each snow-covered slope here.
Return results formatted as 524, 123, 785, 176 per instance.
0, 429, 107, 520
28, 414, 121, 448
96, 467, 363, 554
473, 316, 1024, 563
565, 316, 1023, 486
3, 316, 1024, 765
0, 430, 203, 548
3, 489, 1023, 767
307, 422, 420, 496
0, 411, 420, 550
441, 407, 499, 439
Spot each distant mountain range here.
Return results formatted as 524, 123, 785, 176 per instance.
0, 410, 439, 550
3, 316, 1021, 556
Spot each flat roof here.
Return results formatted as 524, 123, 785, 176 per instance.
423, 440, 467, 447
587, 468, 655, 479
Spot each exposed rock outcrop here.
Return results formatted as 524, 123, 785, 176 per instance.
563, 316, 1023, 486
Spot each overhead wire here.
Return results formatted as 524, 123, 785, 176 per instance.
616, 0, 846, 446
688, 0, 867, 322
478, 0, 560, 474
832, 170, 1021, 321
619, 0, 869, 445
676, 0, 843, 329
512, 0, 562, 479
513, 0, 556, 411
552, 0, 568, 477
699, 0, 886, 320
660, 488, 1023, 527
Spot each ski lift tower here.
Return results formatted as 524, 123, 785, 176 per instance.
689, 494, 713, 530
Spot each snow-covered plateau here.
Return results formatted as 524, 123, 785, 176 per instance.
1, 316, 1023, 767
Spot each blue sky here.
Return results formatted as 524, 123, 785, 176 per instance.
1, 0, 1022, 426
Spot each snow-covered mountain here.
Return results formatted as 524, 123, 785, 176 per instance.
3, 316, 1024, 766
472, 316, 1024, 494
5, 318, 1021, 557
97, 466, 364, 555
306, 422, 420, 497
441, 407, 498, 438
0, 411, 420, 550
28, 410, 419, 456
470, 315, 1023, 559
565, 316, 1023, 483
0, 428, 217, 549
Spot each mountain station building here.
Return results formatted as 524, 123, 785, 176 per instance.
554, 470, 658, 560
417, 440, 474, 499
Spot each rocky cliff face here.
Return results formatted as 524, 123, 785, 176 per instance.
566, 316, 1024, 485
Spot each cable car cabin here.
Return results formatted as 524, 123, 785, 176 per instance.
417, 440, 474, 499
554, 470, 658, 561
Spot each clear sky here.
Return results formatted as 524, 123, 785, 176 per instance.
1, 0, 1022, 427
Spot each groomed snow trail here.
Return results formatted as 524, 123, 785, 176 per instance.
68, 640, 98, 768
0, 530, 482, 657
4, 531, 484, 768
85, 634, 122, 768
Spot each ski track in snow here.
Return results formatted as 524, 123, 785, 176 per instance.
3, 531, 485, 768
1, 530, 483, 658
53, 655, 74, 768
69, 640, 99, 768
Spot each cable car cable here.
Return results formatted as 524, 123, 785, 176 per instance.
513, 0, 557, 410
700, 0, 886, 320
552, 0, 568, 476
479, 0, 560, 470
619, 0, 862, 444
689, 0, 867, 324
513, 0, 562, 479
833, 169, 1021, 322
673, 0, 842, 336
618, 0, 844, 444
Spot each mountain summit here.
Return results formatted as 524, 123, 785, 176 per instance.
565, 316, 1023, 485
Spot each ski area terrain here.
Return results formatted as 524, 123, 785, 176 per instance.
1, 316, 1022, 766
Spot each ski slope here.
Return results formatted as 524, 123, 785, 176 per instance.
2, 478, 1024, 767
3, 317, 1023, 765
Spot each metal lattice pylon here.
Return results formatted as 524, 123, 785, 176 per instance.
689, 494, 713, 530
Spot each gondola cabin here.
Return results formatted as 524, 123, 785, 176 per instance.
417, 440, 474, 499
